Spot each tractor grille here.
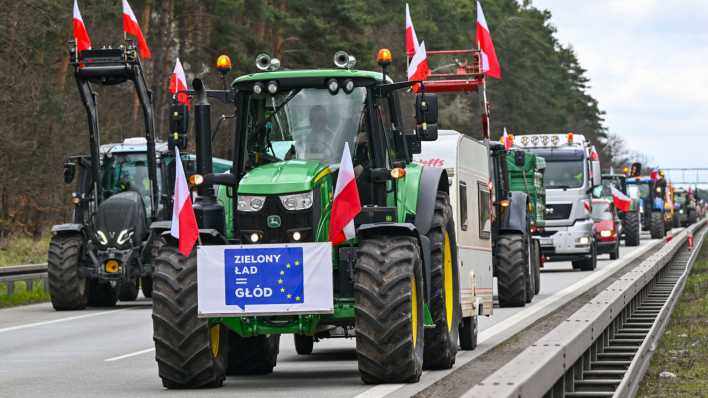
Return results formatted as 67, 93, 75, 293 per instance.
545, 203, 572, 220
236, 195, 317, 244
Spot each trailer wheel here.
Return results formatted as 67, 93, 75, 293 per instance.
87, 280, 118, 307
496, 234, 528, 308
47, 234, 87, 310
294, 334, 314, 355
152, 244, 226, 389
226, 332, 279, 375
650, 212, 665, 239
459, 316, 478, 351
623, 211, 641, 246
355, 235, 424, 384
423, 192, 460, 370
118, 278, 140, 301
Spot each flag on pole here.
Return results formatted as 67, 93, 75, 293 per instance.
501, 128, 512, 150
611, 186, 632, 213
170, 147, 198, 256
405, 3, 419, 58
408, 41, 430, 91
329, 143, 361, 245
122, 0, 151, 59
73, 0, 92, 52
169, 58, 190, 108
476, 1, 501, 79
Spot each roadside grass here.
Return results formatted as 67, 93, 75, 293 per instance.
637, 236, 708, 397
0, 280, 50, 308
0, 233, 50, 267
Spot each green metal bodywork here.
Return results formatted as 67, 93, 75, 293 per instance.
506, 150, 546, 228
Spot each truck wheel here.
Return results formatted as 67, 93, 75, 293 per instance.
688, 209, 697, 225
294, 334, 314, 355
118, 278, 139, 301
650, 212, 665, 239
459, 316, 478, 351
532, 239, 541, 295
47, 234, 87, 310
573, 242, 597, 271
227, 332, 279, 375
87, 280, 118, 307
496, 234, 528, 308
355, 236, 424, 384
423, 192, 460, 370
141, 276, 153, 298
152, 244, 226, 389
623, 212, 641, 246
525, 237, 535, 303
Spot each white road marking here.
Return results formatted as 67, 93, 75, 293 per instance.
105, 347, 155, 362
0, 308, 130, 334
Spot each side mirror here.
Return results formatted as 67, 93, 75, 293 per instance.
204, 173, 237, 187
63, 161, 76, 184
591, 160, 601, 187
168, 103, 189, 150
415, 93, 439, 141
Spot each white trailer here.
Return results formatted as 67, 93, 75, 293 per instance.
414, 130, 494, 338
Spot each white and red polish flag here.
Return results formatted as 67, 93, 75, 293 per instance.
476, 1, 501, 79
408, 41, 430, 92
405, 3, 419, 58
329, 143, 361, 245
502, 127, 512, 150
611, 186, 632, 213
170, 147, 199, 256
73, 0, 92, 52
169, 58, 190, 108
122, 0, 151, 59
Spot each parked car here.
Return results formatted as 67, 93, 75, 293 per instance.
592, 198, 621, 260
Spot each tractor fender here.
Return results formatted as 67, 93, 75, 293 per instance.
358, 222, 432, 304
500, 191, 528, 234
414, 166, 450, 236
160, 228, 229, 247
51, 223, 85, 236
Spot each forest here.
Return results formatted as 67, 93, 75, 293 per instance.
0, 0, 616, 237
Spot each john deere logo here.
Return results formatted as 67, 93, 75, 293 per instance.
267, 215, 281, 228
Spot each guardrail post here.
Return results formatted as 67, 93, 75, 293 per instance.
7, 280, 14, 296
43, 278, 48, 291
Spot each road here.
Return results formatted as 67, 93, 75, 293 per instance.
0, 236, 661, 398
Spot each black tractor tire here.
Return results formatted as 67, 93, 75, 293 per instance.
423, 192, 460, 370
495, 234, 528, 308
687, 209, 698, 225
141, 276, 153, 298
525, 236, 536, 303
531, 239, 541, 295
572, 242, 597, 271
459, 316, 478, 351
152, 244, 226, 389
118, 278, 140, 301
87, 280, 118, 307
226, 332, 280, 375
294, 334, 314, 355
650, 212, 665, 239
610, 241, 620, 260
623, 211, 641, 247
354, 235, 425, 384
47, 234, 87, 310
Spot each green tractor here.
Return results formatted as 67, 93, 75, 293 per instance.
152, 50, 464, 387
597, 174, 641, 246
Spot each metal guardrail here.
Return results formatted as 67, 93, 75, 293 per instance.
0, 263, 49, 296
464, 220, 706, 398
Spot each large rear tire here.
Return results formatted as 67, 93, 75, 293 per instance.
423, 192, 460, 370
623, 211, 641, 247
496, 234, 528, 308
354, 236, 424, 384
152, 244, 226, 389
650, 212, 665, 239
226, 332, 279, 375
118, 278, 139, 301
47, 234, 87, 311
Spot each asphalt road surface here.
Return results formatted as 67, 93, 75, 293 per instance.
0, 236, 661, 398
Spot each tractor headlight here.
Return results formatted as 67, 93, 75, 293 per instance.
280, 191, 313, 211
237, 195, 266, 212
116, 229, 134, 247
96, 230, 108, 246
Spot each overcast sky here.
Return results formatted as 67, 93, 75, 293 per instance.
531, 0, 708, 175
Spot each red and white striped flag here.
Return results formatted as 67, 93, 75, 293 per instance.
611, 186, 632, 213
476, 1, 501, 79
73, 0, 91, 52
170, 147, 199, 256
122, 0, 151, 59
405, 3, 419, 58
502, 128, 512, 150
329, 143, 361, 245
405, 5, 429, 91
169, 58, 190, 108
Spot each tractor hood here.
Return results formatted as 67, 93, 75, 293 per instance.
94, 191, 147, 248
238, 160, 328, 195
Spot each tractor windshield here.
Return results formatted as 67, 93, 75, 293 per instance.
243, 87, 367, 166
101, 152, 157, 214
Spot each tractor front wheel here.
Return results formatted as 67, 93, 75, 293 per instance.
623, 211, 641, 246
355, 235, 424, 384
650, 212, 665, 239
47, 234, 87, 311
496, 234, 528, 308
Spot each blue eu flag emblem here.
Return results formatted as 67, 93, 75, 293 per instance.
224, 247, 304, 310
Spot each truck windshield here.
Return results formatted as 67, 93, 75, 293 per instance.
528, 148, 585, 189
243, 87, 367, 166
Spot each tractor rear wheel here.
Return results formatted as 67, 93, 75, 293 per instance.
459, 316, 478, 351
226, 332, 279, 375
354, 235, 424, 384
87, 280, 118, 307
294, 334, 314, 355
118, 278, 139, 301
623, 211, 641, 246
650, 212, 665, 239
152, 244, 226, 389
496, 234, 528, 308
47, 234, 87, 310
423, 192, 460, 370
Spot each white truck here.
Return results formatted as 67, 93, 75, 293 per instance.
415, 130, 494, 349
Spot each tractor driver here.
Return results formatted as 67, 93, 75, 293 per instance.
301, 105, 336, 162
